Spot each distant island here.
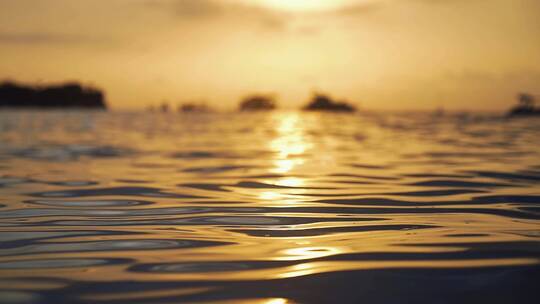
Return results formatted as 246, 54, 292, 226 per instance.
0, 81, 107, 109
239, 95, 276, 111
303, 93, 356, 112
508, 93, 539, 117
179, 103, 211, 113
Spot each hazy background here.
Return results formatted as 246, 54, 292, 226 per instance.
1, 0, 539, 111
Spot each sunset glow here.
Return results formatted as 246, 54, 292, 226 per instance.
0, 0, 539, 110
1, 1, 540, 302
260, 0, 349, 11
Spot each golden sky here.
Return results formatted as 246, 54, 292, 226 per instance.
1, 0, 539, 110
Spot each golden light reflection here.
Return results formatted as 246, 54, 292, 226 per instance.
278, 246, 342, 261
198, 297, 293, 304
265, 298, 289, 304
277, 262, 318, 278
269, 113, 312, 174
259, 191, 283, 200
271, 159, 300, 174
258, 113, 312, 203
275, 259, 540, 279
257, 190, 300, 204
273, 177, 304, 187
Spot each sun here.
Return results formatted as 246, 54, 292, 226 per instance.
259, 0, 349, 12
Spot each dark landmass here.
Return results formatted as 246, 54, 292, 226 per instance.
0, 81, 106, 109
160, 103, 170, 113
508, 93, 540, 117
303, 94, 356, 112
147, 103, 171, 113
179, 103, 211, 113
239, 95, 276, 111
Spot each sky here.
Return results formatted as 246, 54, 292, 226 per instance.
0, 0, 539, 111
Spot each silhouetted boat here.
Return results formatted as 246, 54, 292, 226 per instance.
508, 93, 540, 117
239, 95, 276, 111
0, 81, 106, 109
303, 93, 356, 113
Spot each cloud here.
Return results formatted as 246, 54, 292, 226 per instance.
334, 2, 384, 17
333, 0, 489, 18
145, 0, 224, 18
146, 0, 287, 30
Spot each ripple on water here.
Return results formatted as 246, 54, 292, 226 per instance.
0, 258, 130, 269
0, 231, 124, 244
0, 291, 40, 304
46, 215, 374, 227
26, 199, 154, 207
233, 180, 336, 190
467, 170, 540, 182
44, 180, 99, 187
407, 179, 516, 188
11, 145, 134, 161
378, 189, 487, 197
179, 183, 231, 192
170, 151, 245, 159
472, 194, 540, 204
182, 165, 262, 174
0, 176, 30, 187
230, 224, 436, 238
130, 261, 276, 274
0, 239, 232, 256
28, 187, 206, 199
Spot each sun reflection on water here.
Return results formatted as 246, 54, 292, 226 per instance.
259, 191, 283, 200
273, 177, 304, 187
278, 246, 343, 261
269, 113, 312, 174
264, 298, 289, 304
259, 113, 312, 203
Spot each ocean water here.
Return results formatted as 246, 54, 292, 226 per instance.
0, 110, 538, 304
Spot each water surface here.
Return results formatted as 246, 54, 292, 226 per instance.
0, 111, 539, 303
